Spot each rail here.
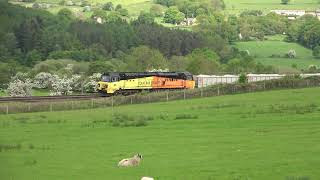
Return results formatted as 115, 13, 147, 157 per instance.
0, 95, 100, 103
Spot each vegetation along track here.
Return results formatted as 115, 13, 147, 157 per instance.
0, 95, 100, 103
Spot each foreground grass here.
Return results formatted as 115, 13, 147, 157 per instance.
0, 88, 320, 179
236, 39, 320, 73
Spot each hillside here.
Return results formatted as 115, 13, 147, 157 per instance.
224, 0, 320, 14
235, 36, 320, 73
1, 87, 320, 179
12, 0, 320, 16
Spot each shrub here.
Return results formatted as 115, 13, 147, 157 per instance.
286, 49, 296, 58
84, 73, 101, 92
281, 0, 290, 4
313, 46, 320, 59
103, 2, 114, 11
175, 114, 198, 120
110, 113, 150, 127
50, 75, 73, 96
238, 73, 248, 83
33, 72, 53, 89
7, 79, 33, 97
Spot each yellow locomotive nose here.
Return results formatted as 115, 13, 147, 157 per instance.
97, 82, 108, 91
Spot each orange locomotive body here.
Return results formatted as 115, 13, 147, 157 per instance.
152, 77, 195, 89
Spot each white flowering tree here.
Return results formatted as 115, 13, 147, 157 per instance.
33, 72, 53, 89
50, 75, 73, 96
7, 79, 33, 97
84, 73, 101, 92
11, 72, 29, 81
70, 74, 82, 92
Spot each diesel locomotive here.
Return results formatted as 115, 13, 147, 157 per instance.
97, 72, 195, 95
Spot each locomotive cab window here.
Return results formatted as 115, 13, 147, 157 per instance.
102, 75, 111, 82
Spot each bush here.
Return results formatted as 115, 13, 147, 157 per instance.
281, 0, 290, 4
175, 114, 198, 120
84, 73, 101, 92
238, 73, 248, 83
7, 75, 33, 97
50, 75, 73, 96
33, 72, 53, 89
110, 113, 150, 127
103, 2, 114, 11
286, 49, 296, 58
313, 46, 320, 59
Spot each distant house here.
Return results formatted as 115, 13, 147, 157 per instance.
32, 3, 52, 9
271, 9, 320, 20
179, 18, 197, 26
271, 10, 305, 19
92, 16, 104, 24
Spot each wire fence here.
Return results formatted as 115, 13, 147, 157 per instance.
0, 77, 319, 115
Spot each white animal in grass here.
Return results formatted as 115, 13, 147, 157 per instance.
118, 154, 143, 167
141, 177, 154, 180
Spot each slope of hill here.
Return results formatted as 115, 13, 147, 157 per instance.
235, 36, 320, 73
1, 87, 320, 179
224, 0, 320, 14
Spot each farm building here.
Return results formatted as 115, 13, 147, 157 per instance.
271, 10, 320, 20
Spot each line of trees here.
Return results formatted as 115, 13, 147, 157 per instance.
1, 1, 320, 92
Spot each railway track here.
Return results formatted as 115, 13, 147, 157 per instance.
0, 94, 101, 103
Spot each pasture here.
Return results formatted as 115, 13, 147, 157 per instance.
11, 0, 155, 17
235, 38, 320, 73
1, 87, 320, 179
224, 0, 320, 14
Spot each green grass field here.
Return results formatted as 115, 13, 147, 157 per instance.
1, 87, 320, 179
13, 0, 320, 17
224, 0, 320, 14
12, 0, 155, 17
235, 38, 320, 73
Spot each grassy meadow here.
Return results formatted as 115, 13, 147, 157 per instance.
1, 87, 320, 179
12, 0, 320, 16
224, 0, 320, 14
11, 0, 156, 17
235, 37, 320, 73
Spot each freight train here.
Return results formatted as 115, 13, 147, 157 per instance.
97, 72, 320, 95
97, 72, 195, 95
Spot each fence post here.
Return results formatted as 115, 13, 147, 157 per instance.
6, 105, 9, 115
166, 91, 169, 102
71, 101, 74, 110
200, 88, 203, 97
130, 96, 133, 104
263, 82, 266, 90
183, 90, 186, 100
217, 87, 220, 96
50, 103, 53, 112
28, 103, 31, 112
91, 99, 94, 108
